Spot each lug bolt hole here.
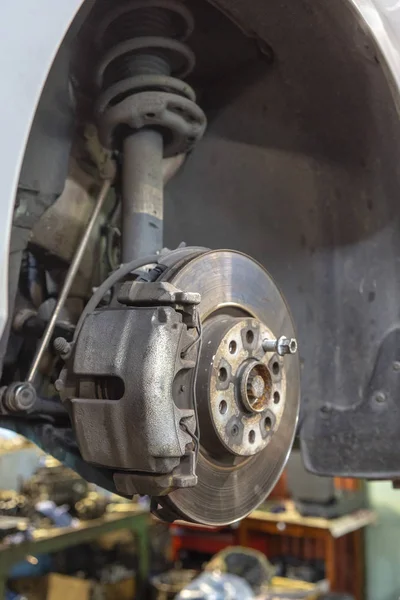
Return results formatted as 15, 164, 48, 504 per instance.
232, 425, 239, 437
265, 417, 272, 431
272, 361, 280, 375
249, 430, 256, 444
246, 330, 254, 344
229, 340, 237, 354
218, 367, 228, 382
219, 400, 227, 415
146, 112, 156, 118
273, 391, 280, 404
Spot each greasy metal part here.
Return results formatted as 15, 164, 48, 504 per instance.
156, 250, 300, 525
1, 383, 36, 413
27, 176, 113, 384
263, 336, 298, 356
122, 130, 164, 262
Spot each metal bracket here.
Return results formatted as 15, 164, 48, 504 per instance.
118, 281, 201, 327
118, 281, 201, 307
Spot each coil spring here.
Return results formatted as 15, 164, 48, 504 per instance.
95, 0, 198, 122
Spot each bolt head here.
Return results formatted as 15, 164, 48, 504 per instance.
15, 385, 36, 408
277, 336, 298, 356
6, 383, 36, 412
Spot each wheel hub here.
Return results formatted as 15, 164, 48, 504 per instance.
198, 316, 285, 457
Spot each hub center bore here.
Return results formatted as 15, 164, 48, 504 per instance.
241, 361, 272, 414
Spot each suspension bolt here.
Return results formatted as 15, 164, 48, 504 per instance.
54, 337, 72, 360
2, 383, 37, 413
263, 336, 298, 356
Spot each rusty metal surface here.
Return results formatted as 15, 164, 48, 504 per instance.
64, 305, 197, 472
160, 250, 300, 525
199, 316, 285, 457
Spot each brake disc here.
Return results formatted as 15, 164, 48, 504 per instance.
157, 249, 300, 525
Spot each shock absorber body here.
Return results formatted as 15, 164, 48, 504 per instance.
95, 0, 207, 262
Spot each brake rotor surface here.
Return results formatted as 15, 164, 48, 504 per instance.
160, 250, 300, 525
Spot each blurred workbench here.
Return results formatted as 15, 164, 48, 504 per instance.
239, 501, 376, 600
0, 507, 149, 600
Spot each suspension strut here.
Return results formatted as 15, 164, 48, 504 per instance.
95, 0, 207, 262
